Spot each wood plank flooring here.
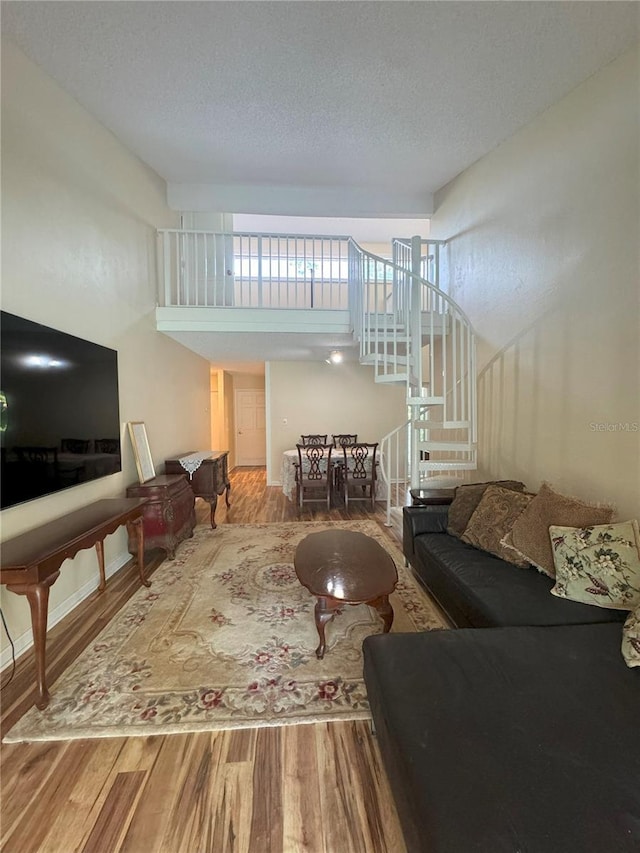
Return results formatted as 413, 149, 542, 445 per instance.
1, 469, 409, 853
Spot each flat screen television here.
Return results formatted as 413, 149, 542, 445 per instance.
0, 311, 121, 509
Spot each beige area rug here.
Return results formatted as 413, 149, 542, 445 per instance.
4, 521, 446, 743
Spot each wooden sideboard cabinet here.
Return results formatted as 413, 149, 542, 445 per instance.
164, 451, 231, 528
126, 474, 196, 559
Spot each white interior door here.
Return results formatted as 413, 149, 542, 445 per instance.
235, 389, 266, 465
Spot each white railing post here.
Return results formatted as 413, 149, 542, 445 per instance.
257, 235, 263, 308
410, 235, 423, 394
160, 231, 170, 307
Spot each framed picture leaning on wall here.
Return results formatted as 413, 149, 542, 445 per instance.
127, 421, 156, 483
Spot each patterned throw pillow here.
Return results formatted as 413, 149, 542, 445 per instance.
461, 485, 534, 566
447, 480, 526, 538
549, 520, 640, 610
505, 483, 615, 578
622, 607, 640, 668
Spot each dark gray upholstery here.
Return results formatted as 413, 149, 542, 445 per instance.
361, 505, 636, 853
404, 506, 625, 628
364, 625, 640, 853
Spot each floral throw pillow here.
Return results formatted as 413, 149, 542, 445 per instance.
549, 520, 640, 610
622, 607, 640, 668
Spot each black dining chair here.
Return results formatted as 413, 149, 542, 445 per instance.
300, 434, 328, 446
340, 442, 379, 510
331, 435, 358, 489
332, 434, 358, 447
294, 443, 334, 510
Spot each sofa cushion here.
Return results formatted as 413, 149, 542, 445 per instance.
550, 520, 640, 610
622, 606, 640, 667
446, 479, 526, 538
363, 624, 640, 853
506, 482, 614, 578
461, 484, 533, 565
412, 533, 625, 628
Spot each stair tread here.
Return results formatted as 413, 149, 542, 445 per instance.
361, 354, 410, 365
374, 373, 409, 383
419, 461, 477, 470
417, 441, 476, 449
413, 421, 471, 429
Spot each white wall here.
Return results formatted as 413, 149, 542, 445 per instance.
267, 360, 406, 484
0, 42, 211, 656
430, 46, 639, 519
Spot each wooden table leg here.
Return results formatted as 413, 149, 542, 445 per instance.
95, 539, 106, 592
370, 595, 394, 633
314, 596, 339, 659
209, 495, 219, 529
7, 572, 60, 710
224, 483, 231, 508
127, 517, 150, 587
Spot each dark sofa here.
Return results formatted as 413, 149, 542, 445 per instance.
402, 505, 626, 629
363, 506, 640, 853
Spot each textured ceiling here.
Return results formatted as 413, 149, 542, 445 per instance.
3, 1, 639, 214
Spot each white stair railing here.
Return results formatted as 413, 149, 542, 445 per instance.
393, 237, 445, 297
378, 418, 411, 516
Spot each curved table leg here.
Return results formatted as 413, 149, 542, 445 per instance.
369, 594, 394, 633
95, 539, 107, 592
126, 517, 150, 587
7, 572, 60, 710
314, 596, 338, 659
224, 483, 231, 508
209, 495, 218, 529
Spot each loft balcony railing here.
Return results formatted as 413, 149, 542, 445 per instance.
157, 230, 367, 310
157, 230, 444, 314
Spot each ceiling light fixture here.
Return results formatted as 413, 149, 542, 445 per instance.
326, 351, 343, 365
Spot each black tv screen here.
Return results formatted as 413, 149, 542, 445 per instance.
0, 311, 121, 509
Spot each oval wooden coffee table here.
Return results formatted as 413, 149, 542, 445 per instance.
294, 529, 398, 659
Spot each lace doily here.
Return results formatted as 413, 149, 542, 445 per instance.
177, 451, 213, 479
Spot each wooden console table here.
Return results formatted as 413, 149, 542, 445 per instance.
165, 451, 231, 528
0, 497, 148, 710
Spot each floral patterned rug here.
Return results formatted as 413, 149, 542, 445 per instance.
4, 521, 446, 742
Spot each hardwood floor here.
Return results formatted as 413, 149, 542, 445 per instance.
1, 469, 408, 853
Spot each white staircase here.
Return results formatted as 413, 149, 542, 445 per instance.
348, 236, 477, 524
